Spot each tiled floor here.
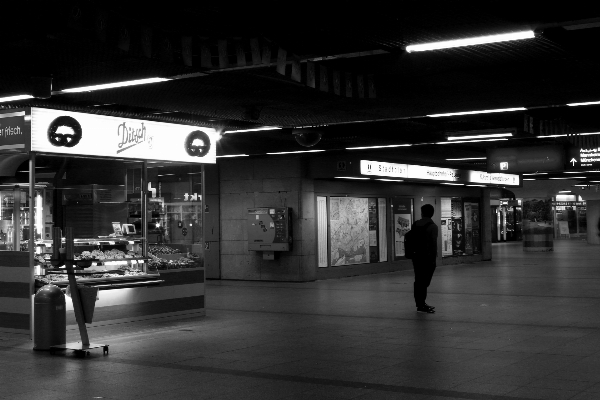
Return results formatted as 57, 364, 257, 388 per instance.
2, 240, 600, 399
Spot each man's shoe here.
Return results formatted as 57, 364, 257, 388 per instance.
417, 306, 435, 313
424, 303, 435, 309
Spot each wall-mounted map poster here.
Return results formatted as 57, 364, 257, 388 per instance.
330, 197, 370, 266
392, 197, 413, 260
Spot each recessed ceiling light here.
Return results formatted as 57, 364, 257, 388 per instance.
225, 127, 282, 133
346, 144, 412, 150
447, 133, 512, 141
549, 177, 585, 179
436, 138, 509, 144
446, 157, 487, 161
406, 30, 535, 52
428, 107, 526, 118
335, 177, 369, 180
441, 183, 464, 186
376, 179, 404, 182
216, 154, 249, 158
59, 77, 171, 93
0, 94, 34, 103
523, 178, 536, 180
267, 150, 325, 155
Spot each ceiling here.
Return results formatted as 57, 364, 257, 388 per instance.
2, 3, 600, 187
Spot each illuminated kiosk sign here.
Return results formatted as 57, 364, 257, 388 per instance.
29, 108, 218, 164
0, 111, 27, 151
360, 160, 520, 186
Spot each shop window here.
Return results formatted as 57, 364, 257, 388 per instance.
441, 197, 481, 257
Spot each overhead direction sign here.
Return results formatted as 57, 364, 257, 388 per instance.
566, 146, 600, 169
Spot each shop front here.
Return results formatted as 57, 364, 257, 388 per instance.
491, 199, 523, 242
0, 108, 217, 335
553, 200, 587, 238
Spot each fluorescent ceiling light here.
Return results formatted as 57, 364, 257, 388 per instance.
567, 101, 600, 107
467, 184, 487, 187
538, 131, 600, 138
346, 144, 412, 150
446, 157, 487, 161
406, 30, 535, 52
523, 173, 548, 175
428, 107, 526, 118
523, 178, 536, 180
558, 191, 572, 193
549, 177, 585, 179
216, 154, 249, 158
225, 127, 282, 133
447, 133, 512, 141
0, 94, 34, 103
590, 181, 600, 183
376, 179, 404, 182
267, 150, 325, 155
436, 138, 508, 144
60, 77, 171, 93
335, 177, 369, 180
564, 171, 591, 174
441, 183, 464, 186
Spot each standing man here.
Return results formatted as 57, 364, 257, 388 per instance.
412, 204, 439, 314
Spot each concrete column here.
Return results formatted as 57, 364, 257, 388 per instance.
481, 188, 492, 260
587, 200, 600, 245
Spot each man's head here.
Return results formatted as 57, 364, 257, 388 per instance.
421, 204, 434, 218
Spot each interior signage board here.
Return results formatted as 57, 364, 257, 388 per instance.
30, 108, 218, 163
407, 165, 462, 182
566, 145, 600, 169
360, 160, 520, 186
0, 111, 27, 152
487, 145, 564, 173
360, 160, 407, 178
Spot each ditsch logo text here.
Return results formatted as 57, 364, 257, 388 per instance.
117, 122, 146, 153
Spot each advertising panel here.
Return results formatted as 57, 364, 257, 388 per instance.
471, 203, 481, 254
30, 108, 218, 163
451, 198, 464, 256
392, 197, 412, 259
464, 203, 473, 255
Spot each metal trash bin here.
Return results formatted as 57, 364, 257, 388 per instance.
33, 284, 66, 350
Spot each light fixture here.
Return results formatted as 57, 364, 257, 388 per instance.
225, 127, 282, 133
558, 190, 572, 193
523, 173, 548, 175
447, 133, 512, 141
523, 178, 536, 180
549, 177, 585, 179
216, 154, 249, 158
466, 184, 486, 187
441, 183, 464, 186
428, 107, 526, 118
335, 177, 369, 180
266, 150, 325, 155
436, 138, 509, 144
376, 179, 404, 182
446, 157, 487, 161
567, 101, 600, 107
59, 77, 171, 93
346, 144, 412, 150
0, 94, 34, 103
406, 30, 535, 52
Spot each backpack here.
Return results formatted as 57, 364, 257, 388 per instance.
404, 221, 433, 259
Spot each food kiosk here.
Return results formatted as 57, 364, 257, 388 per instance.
0, 108, 217, 336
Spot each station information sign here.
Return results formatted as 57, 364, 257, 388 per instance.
359, 160, 520, 186
567, 146, 600, 169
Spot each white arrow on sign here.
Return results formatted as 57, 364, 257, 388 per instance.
570, 158, 577, 166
